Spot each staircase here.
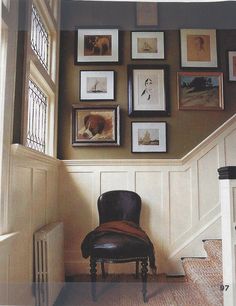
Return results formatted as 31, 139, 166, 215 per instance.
182, 239, 223, 306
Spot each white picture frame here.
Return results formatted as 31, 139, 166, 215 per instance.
80, 70, 115, 101
131, 31, 165, 60
180, 29, 218, 68
131, 122, 167, 153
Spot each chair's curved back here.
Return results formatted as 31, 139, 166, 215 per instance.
97, 190, 141, 225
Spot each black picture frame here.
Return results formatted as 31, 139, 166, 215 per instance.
75, 28, 120, 64
131, 121, 167, 153
79, 70, 115, 101
72, 105, 120, 146
131, 31, 165, 60
128, 65, 170, 117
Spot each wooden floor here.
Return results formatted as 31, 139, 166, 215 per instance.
55, 274, 210, 306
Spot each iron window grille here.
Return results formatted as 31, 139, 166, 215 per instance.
31, 5, 49, 70
26, 80, 48, 153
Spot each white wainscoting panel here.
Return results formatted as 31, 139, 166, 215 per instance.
0, 145, 60, 304
101, 171, 129, 193
169, 169, 191, 245
198, 146, 219, 220
225, 128, 236, 166
0, 252, 8, 305
136, 171, 164, 268
60, 115, 236, 275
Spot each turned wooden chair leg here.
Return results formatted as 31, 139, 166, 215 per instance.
135, 260, 139, 279
141, 258, 148, 303
90, 257, 97, 302
101, 262, 107, 279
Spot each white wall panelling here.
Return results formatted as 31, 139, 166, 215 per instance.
219, 179, 236, 306
0, 144, 59, 305
60, 115, 236, 275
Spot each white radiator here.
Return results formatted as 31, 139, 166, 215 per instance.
34, 222, 65, 306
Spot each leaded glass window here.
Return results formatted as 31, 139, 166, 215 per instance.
31, 5, 49, 70
26, 80, 47, 153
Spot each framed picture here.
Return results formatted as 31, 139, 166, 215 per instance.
180, 29, 218, 68
80, 70, 115, 101
128, 65, 169, 117
131, 122, 167, 153
177, 72, 224, 110
76, 29, 119, 64
228, 51, 236, 81
72, 105, 120, 146
131, 31, 165, 60
136, 3, 158, 27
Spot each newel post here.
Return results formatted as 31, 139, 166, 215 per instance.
218, 166, 236, 306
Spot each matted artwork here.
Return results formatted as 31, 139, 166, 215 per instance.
131, 122, 167, 153
128, 65, 169, 116
136, 3, 158, 27
131, 31, 165, 59
228, 51, 236, 81
72, 105, 120, 146
177, 72, 224, 110
76, 29, 119, 64
80, 70, 115, 101
180, 29, 218, 68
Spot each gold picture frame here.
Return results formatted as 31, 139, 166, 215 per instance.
177, 72, 224, 110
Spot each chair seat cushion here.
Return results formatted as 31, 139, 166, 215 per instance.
90, 232, 149, 259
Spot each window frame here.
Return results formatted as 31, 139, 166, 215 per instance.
21, 0, 60, 157
0, 0, 19, 234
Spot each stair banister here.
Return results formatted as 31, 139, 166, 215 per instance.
218, 166, 236, 306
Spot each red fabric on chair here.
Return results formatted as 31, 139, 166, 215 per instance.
81, 220, 157, 274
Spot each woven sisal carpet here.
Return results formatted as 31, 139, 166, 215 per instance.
55, 274, 210, 306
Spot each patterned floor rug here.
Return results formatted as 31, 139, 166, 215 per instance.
54, 274, 210, 306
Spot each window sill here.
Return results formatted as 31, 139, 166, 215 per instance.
11, 144, 60, 165
0, 232, 19, 252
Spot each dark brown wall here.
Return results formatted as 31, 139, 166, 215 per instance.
57, 29, 236, 160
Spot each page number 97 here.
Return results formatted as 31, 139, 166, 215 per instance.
220, 285, 229, 291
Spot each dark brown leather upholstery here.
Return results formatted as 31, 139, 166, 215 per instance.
91, 232, 149, 259
86, 190, 150, 302
98, 190, 141, 225
88, 191, 146, 259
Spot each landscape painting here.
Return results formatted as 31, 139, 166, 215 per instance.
178, 72, 224, 110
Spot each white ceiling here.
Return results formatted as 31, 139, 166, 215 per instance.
75, 0, 235, 2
